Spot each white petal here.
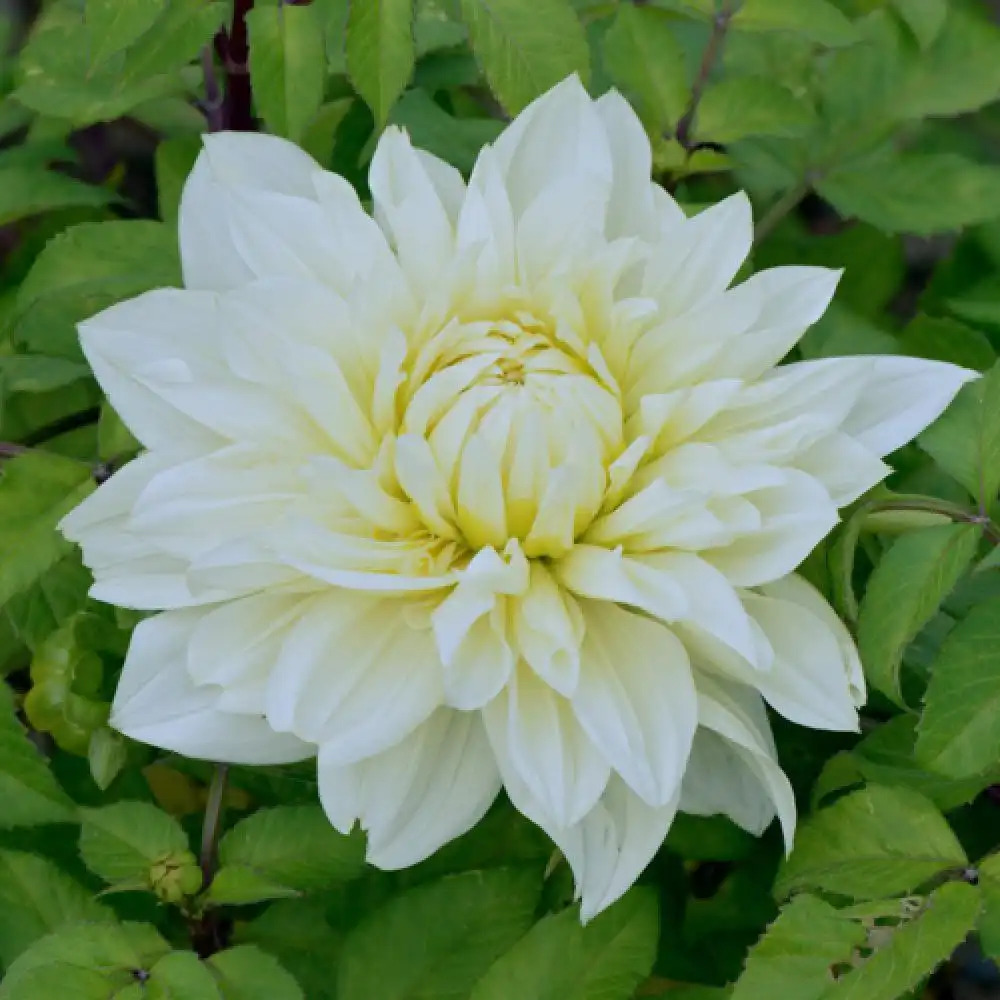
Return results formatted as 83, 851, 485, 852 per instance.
573, 601, 697, 807
484, 665, 610, 829
739, 587, 860, 731
681, 673, 795, 845
318, 709, 501, 868
845, 355, 978, 456
111, 609, 314, 764
266, 592, 444, 758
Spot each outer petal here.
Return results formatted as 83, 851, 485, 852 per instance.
572, 601, 697, 807
265, 592, 444, 759
681, 673, 796, 846
110, 610, 314, 764
844, 355, 977, 456
318, 709, 501, 869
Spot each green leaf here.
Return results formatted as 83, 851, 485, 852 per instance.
733, 0, 858, 47
120, 0, 228, 82
899, 314, 996, 373
84, 0, 169, 64
0, 922, 171, 999
919, 362, 1000, 506
977, 852, 1000, 962
892, 0, 946, 50
468, 888, 658, 1000
694, 75, 813, 143
821, 882, 981, 999
0, 849, 113, 967
602, 5, 689, 132
4, 554, 92, 653
247, 3, 326, 141
459, 0, 589, 114
856, 522, 980, 705
147, 951, 222, 1000
79, 801, 190, 884
346, 0, 415, 127
155, 136, 201, 230
0, 453, 95, 609
731, 894, 865, 1000
388, 90, 502, 173
0, 357, 89, 396
339, 868, 541, 1000
916, 597, 1000, 779
0, 169, 113, 227
776, 785, 966, 901
818, 154, 1000, 235
86, 728, 127, 791
12, 220, 181, 359
210, 805, 365, 905
207, 946, 304, 1000
0, 677, 75, 827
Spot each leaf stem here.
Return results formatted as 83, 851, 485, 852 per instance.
199, 763, 229, 887
674, 1, 735, 150
753, 179, 811, 245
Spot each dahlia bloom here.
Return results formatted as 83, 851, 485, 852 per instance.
62, 77, 973, 918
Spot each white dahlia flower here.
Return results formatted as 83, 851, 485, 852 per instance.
61, 77, 973, 919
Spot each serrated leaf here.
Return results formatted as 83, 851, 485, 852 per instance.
776, 785, 966, 901
459, 0, 589, 114
0, 681, 75, 828
0, 168, 113, 227
916, 597, 1000, 779
210, 805, 365, 905
733, 0, 858, 47
4, 554, 92, 653
0, 921, 171, 999
919, 362, 1000, 506
821, 882, 980, 999
346, 0, 415, 126
602, 5, 689, 132
340, 868, 541, 1000
0, 849, 113, 967
208, 946, 304, 1000
147, 951, 223, 1000
13, 219, 180, 359
892, 0, 946, 50
120, 0, 228, 82
856, 522, 980, 705
468, 889, 657, 1000
84, 0, 168, 65
818, 153, 1000, 235
694, 75, 813, 143
247, 3, 326, 141
79, 801, 190, 883
731, 894, 865, 1000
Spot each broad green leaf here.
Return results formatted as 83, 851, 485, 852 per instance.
818, 154, 1000, 235
694, 75, 813, 143
0, 356, 89, 396
602, 5, 689, 131
12, 220, 181, 359
339, 868, 541, 1000
388, 90, 502, 172
208, 946, 304, 1000
0, 964, 121, 1000
147, 951, 222, 1000
120, 0, 228, 82
210, 805, 365, 905
776, 785, 966, 901
0, 169, 112, 227
459, 0, 589, 114
821, 882, 981, 999
731, 894, 864, 1000
733, 0, 857, 47
0, 922, 171, 999
4, 554, 92, 653
79, 800, 190, 884
977, 853, 1000, 962
899, 315, 996, 372
916, 597, 1000, 778
468, 889, 658, 1000
919, 362, 1000, 506
247, 3, 326, 141
87, 727, 127, 791
0, 671, 75, 827
856, 522, 980, 705
84, 0, 168, 65
346, 0, 415, 126
155, 136, 201, 229
892, 0, 945, 50
0, 849, 113, 967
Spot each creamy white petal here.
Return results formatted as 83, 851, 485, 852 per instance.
318, 709, 500, 869
573, 601, 696, 807
111, 609, 314, 764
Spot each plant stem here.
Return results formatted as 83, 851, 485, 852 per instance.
674, 1, 735, 150
200, 763, 229, 887
872, 498, 1000, 547
217, 0, 255, 131
199, 45, 225, 133
753, 179, 811, 245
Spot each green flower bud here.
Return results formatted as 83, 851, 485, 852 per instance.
148, 850, 203, 905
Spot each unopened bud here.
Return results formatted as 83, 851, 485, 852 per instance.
148, 850, 203, 905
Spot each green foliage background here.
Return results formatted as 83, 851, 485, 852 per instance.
3, 0, 1000, 996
